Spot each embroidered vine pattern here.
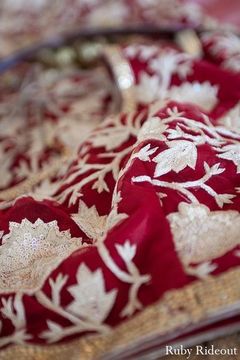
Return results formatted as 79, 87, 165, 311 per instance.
131, 105, 240, 278
56, 111, 144, 206
0, 65, 112, 206
37, 264, 116, 343
0, 294, 31, 347
0, 27, 239, 348
202, 31, 240, 73
132, 106, 238, 207
71, 195, 150, 318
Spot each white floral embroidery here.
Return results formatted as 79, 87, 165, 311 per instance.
153, 140, 198, 177
132, 106, 238, 208
71, 200, 107, 242
202, 32, 240, 73
223, 56, 240, 73
168, 82, 218, 112
71, 198, 128, 242
218, 102, 240, 132
67, 264, 117, 323
132, 144, 158, 162
150, 51, 193, 84
38, 264, 113, 343
100, 237, 150, 318
106, 207, 128, 233
57, 112, 143, 206
217, 144, 240, 173
125, 50, 194, 110
136, 73, 161, 104
97, 237, 150, 318
137, 0, 202, 25
133, 162, 234, 208
0, 219, 83, 294
0, 294, 31, 347
22, 179, 60, 202
167, 202, 240, 278
49, 273, 68, 307
124, 44, 158, 61
116, 241, 136, 263
0, 65, 112, 200
138, 117, 168, 142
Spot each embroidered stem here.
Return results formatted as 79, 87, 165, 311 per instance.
36, 290, 109, 333
97, 240, 150, 317
133, 175, 199, 204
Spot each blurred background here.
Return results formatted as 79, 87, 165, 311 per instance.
0, 0, 239, 60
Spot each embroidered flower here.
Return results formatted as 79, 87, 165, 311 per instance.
124, 44, 158, 61
116, 241, 136, 262
203, 32, 240, 57
153, 140, 198, 177
71, 200, 107, 241
132, 144, 158, 162
167, 202, 240, 277
22, 179, 59, 202
167, 81, 218, 112
223, 56, 240, 73
217, 144, 240, 173
0, 219, 83, 294
71, 200, 128, 241
136, 73, 161, 104
138, 117, 168, 142
150, 51, 192, 82
218, 102, 240, 132
67, 263, 117, 324
89, 122, 130, 150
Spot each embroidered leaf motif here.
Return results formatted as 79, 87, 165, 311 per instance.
188, 262, 218, 278
0, 294, 31, 346
71, 200, 107, 241
219, 102, 240, 132
89, 128, 130, 151
153, 140, 197, 177
132, 144, 158, 162
124, 44, 158, 61
217, 144, 240, 173
49, 273, 68, 306
106, 208, 128, 231
25, 179, 60, 202
41, 320, 64, 343
215, 193, 235, 208
1, 296, 25, 329
136, 73, 161, 104
138, 117, 168, 141
67, 264, 117, 324
150, 51, 192, 82
116, 241, 136, 262
167, 81, 218, 112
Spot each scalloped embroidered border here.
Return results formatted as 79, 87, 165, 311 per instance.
0, 266, 240, 360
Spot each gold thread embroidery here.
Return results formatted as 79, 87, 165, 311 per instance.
0, 218, 83, 294
167, 202, 240, 277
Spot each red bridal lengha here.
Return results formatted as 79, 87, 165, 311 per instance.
0, 0, 240, 359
